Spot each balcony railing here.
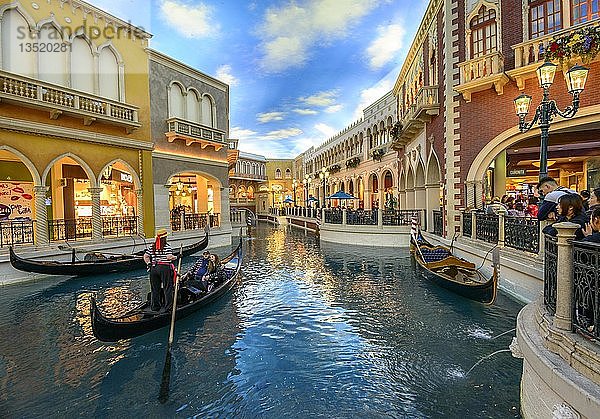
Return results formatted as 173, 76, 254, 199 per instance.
346, 210, 378, 225
48, 218, 93, 241
462, 212, 472, 238
475, 213, 500, 244
544, 234, 558, 315
324, 209, 343, 224
102, 216, 138, 238
0, 219, 35, 247
455, 51, 509, 102
432, 210, 443, 236
395, 86, 439, 146
170, 212, 219, 231
166, 117, 226, 149
0, 70, 140, 131
573, 240, 600, 340
230, 172, 268, 180
382, 209, 422, 226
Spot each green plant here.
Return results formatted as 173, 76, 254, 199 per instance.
390, 121, 402, 141
544, 24, 600, 65
346, 157, 360, 168
372, 148, 385, 162
329, 164, 341, 174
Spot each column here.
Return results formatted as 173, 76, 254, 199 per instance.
474, 180, 484, 209
342, 208, 347, 225
135, 188, 144, 236
471, 210, 477, 240
364, 187, 372, 210
33, 186, 49, 245
88, 187, 103, 241
553, 222, 580, 331
153, 184, 172, 233
498, 213, 505, 247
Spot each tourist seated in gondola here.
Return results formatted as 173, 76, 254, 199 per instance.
582, 207, 600, 243
542, 194, 589, 241
203, 253, 227, 291
181, 251, 211, 292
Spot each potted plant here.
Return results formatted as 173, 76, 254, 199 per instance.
372, 148, 385, 162
544, 25, 600, 66
346, 157, 360, 168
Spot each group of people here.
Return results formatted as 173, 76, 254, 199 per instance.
484, 177, 600, 243
142, 229, 226, 312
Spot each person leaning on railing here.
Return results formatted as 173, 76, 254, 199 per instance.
582, 207, 600, 243
536, 177, 577, 221
542, 194, 589, 241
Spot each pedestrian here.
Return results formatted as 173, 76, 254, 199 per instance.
586, 187, 600, 217
582, 207, 600, 243
580, 190, 590, 212
526, 196, 539, 217
143, 229, 177, 312
542, 194, 589, 241
486, 197, 508, 215
536, 177, 577, 221
508, 201, 525, 217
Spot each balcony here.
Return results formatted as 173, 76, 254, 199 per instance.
455, 51, 509, 102
165, 117, 227, 151
229, 171, 268, 181
393, 85, 439, 147
0, 70, 140, 132
508, 20, 600, 90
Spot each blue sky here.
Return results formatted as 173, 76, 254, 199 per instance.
90, 0, 427, 158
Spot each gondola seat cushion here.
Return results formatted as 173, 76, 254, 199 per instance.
84, 252, 108, 261
422, 248, 450, 263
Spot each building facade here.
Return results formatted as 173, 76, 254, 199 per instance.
0, 0, 153, 244
229, 151, 267, 213
148, 49, 231, 235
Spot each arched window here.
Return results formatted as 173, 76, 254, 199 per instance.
169, 83, 185, 118
1, 9, 35, 77
186, 89, 200, 122
470, 6, 497, 58
71, 36, 95, 93
285, 168, 292, 179
39, 23, 67, 85
201, 94, 214, 127
275, 168, 282, 179
99, 46, 119, 100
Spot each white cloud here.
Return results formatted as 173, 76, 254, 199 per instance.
257, 112, 285, 123
352, 66, 399, 119
314, 123, 337, 138
257, 0, 381, 72
160, 0, 218, 38
215, 65, 238, 86
366, 23, 406, 69
293, 108, 319, 115
264, 128, 303, 140
325, 104, 343, 114
299, 90, 338, 107
230, 126, 257, 139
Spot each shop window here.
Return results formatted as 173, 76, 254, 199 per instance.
530, 0, 562, 38
571, 0, 599, 25
470, 6, 497, 59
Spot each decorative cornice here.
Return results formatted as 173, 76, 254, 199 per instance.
148, 49, 229, 92
0, 116, 153, 150
152, 150, 228, 168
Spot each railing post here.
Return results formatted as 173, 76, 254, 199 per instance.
33, 185, 49, 245
342, 208, 347, 226
471, 210, 477, 240
377, 207, 383, 228
135, 188, 144, 237
321, 207, 326, 225
180, 212, 186, 231
498, 213, 505, 247
553, 222, 580, 331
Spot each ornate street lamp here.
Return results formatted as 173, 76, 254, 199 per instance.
303, 174, 311, 207
292, 179, 298, 206
319, 167, 330, 208
514, 61, 589, 182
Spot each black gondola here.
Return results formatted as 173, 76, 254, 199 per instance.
410, 232, 497, 304
90, 238, 243, 342
9, 230, 209, 276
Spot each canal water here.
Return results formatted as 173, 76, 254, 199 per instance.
0, 225, 523, 418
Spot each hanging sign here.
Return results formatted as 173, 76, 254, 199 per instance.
508, 169, 526, 177
0, 182, 34, 221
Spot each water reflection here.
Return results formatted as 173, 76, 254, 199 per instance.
0, 225, 522, 418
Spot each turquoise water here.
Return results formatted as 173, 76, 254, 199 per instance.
0, 225, 523, 417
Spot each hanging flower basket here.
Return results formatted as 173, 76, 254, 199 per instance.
390, 121, 402, 141
329, 164, 341, 174
372, 148, 386, 162
543, 24, 600, 66
346, 157, 360, 168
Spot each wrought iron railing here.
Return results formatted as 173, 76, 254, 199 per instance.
462, 211, 472, 237
382, 209, 421, 226
475, 213, 499, 244
184, 213, 207, 230
48, 218, 92, 241
346, 210, 377, 225
544, 234, 558, 316
0, 219, 35, 247
572, 240, 600, 340
101, 216, 137, 237
504, 216, 539, 253
324, 209, 342, 224
432, 210, 443, 236
170, 213, 181, 231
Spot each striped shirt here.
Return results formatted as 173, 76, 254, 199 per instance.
145, 243, 174, 264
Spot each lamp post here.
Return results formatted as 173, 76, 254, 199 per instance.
319, 167, 330, 208
303, 174, 311, 207
514, 61, 589, 182
292, 179, 298, 206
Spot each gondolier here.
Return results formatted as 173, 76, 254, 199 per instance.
144, 229, 177, 312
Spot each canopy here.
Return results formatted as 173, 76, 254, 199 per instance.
282, 197, 294, 204
326, 190, 359, 200
307, 196, 319, 203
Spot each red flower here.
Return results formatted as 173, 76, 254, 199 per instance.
549, 42, 559, 52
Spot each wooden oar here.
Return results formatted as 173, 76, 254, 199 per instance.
158, 243, 183, 404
